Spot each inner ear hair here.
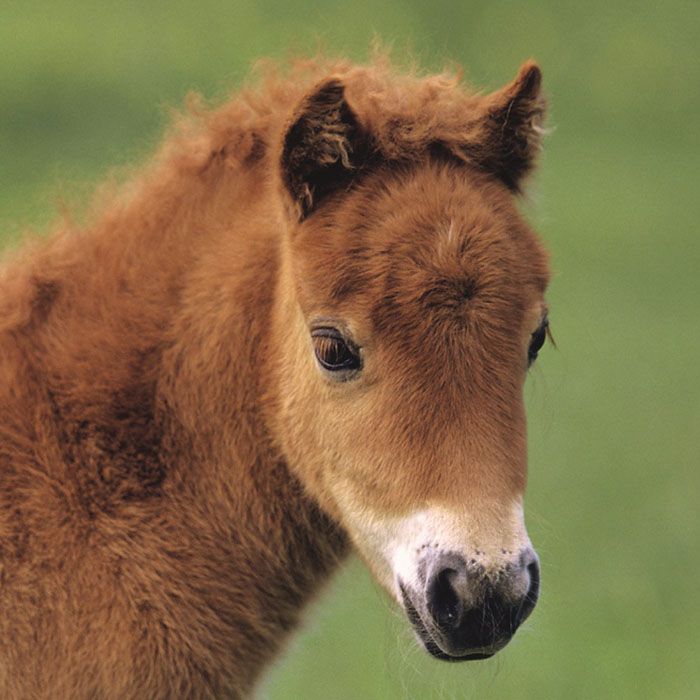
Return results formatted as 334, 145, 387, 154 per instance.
472, 61, 547, 192
281, 79, 369, 219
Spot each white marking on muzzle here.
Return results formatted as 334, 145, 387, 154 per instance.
339, 498, 532, 602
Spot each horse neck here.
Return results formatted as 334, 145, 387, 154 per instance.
151, 169, 350, 669
5, 156, 350, 684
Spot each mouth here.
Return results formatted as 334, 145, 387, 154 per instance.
399, 582, 496, 662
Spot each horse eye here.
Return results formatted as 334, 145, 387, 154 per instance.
528, 316, 549, 366
311, 328, 362, 375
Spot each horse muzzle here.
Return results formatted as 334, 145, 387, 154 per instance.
399, 547, 540, 661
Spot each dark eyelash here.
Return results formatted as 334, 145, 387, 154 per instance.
528, 316, 550, 366
311, 328, 362, 373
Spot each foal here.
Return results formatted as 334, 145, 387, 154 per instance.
0, 56, 550, 697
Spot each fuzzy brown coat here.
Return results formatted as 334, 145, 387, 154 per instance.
0, 55, 547, 698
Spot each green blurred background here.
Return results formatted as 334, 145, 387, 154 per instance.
2, 1, 699, 698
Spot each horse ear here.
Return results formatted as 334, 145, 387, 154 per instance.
472, 61, 547, 191
281, 79, 368, 220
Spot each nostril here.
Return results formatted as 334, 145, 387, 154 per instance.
526, 561, 540, 604
427, 567, 463, 630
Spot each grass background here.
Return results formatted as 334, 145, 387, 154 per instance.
2, 1, 699, 698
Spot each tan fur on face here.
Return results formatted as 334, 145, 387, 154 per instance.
280, 162, 548, 501
274, 162, 548, 595
0, 53, 549, 697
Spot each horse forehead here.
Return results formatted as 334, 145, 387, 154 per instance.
366, 224, 542, 341
362, 186, 537, 283
295, 165, 549, 327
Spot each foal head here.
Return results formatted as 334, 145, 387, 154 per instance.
273, 60, 550, 660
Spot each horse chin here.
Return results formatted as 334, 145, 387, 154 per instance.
417, 630, 496, 663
